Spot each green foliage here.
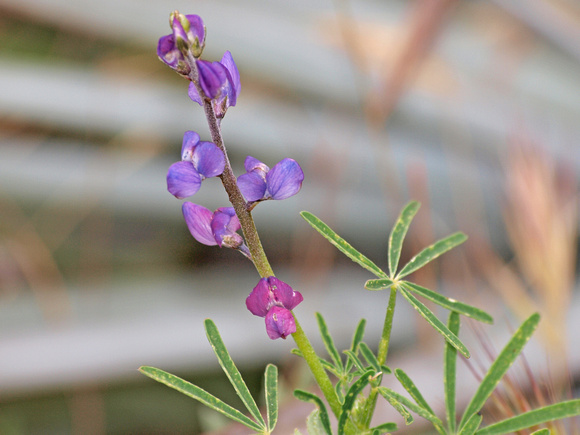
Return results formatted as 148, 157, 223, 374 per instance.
140, 319, 278, 434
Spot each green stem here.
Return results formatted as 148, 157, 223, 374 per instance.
291, 316, 342, 418
360, 285, 398, 428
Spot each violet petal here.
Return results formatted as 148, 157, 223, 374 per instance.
220, 51, 241, 107
266, 158, 304, 200
188, 82, 203, 106
181, 131, 200, 161
192, 142, 225, 178
238, 171, 267, 202
167, 161, 202, 199
197, 60, 228, 100
182, 202, 217, 246
185, 14, 205, 46
157, 34, 181, 69
265, 307, 296, 339
210, 207, 241, 247
243, 156, 269, 174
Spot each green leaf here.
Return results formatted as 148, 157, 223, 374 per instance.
459, 412, 483, 435
402, 281, 493, 324
396, 232, 467, 279
204, 319, 265, 426
139, 366, 263, 432
377, 388, 414, 425
475, 400, 580, 435
370, 422, 398, 433
264, 364, 278, 432
530, 430, 551, 435
388, 201, 420, 277
444, 311, 460, 434
378, 387, 444, 428
394, 368, 435, 415
343, 350, 365, 372
345, 319, 366, 372
459, 313, 541, 430
359, 342, 381, 372
338, 370, 375, 435
316, 312, 343, 372
300, 211, 388, 278
398, 285, 470, 358
294, 389, 332, 435
364, 278, 395, 291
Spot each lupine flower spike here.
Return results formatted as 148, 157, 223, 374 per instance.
246, 277, 303, 339
166, 131, 225, 199
237, 156, 304, 209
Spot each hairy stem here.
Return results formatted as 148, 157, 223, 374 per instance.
292, 316, 343, 418
202, 100, 274, 278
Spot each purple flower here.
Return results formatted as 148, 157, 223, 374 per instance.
167, 131, 225, 199
188, 51, 241, 118
237, 156, 304, 203
182, 203, 248, 253
157, 12, 206, 76
246, 277, 303, 339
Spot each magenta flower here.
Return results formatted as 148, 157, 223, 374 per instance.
246, 277, 303, 339
237, 156, 304, 203
188, 51, 241, 118
167, 131, 225, 199
182, 203, 249, 256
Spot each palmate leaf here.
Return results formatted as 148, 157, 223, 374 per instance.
459, 313, 541, 430
459, 413, 483, 435
300, 211, 388, 279
475, 400, 580, 435
388, 201, 420, 277
345, 318, 366, 373
396, 232, 467, 279
394, 368, 435, 415
398, 284, 470, 358
204, 319, 265, 427
139, 366, 264, 432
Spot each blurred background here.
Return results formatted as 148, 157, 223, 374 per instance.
0, 0, 578, 433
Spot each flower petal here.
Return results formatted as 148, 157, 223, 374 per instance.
188, 82, 203, 106
181, 131, 201, 161
246, 278, 272, 317
185, 14, 205, 47
238, 171, 267, 202
182, 202, 217, 246
197, 60, 228, 100
266, 158, 304, 200
210, 207, 242, 247
167, 161, 202, 199
192, 142, 225, 178
267, 276, 303, 311
220, 51, 241, 107
243, 156, 269, 174
157, 34, 181, 69
265, 307, 296, 339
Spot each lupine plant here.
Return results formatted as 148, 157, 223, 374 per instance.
140, 12, 580, 434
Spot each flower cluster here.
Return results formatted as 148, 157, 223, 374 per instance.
246, 277, 303, 339
158, 12, 304, 339
158, 12, 240, 119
